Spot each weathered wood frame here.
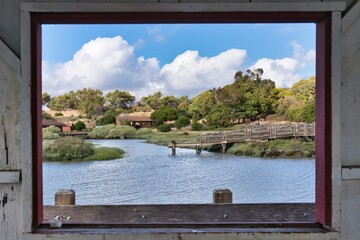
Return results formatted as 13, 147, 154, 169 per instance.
21, 2, 344, 233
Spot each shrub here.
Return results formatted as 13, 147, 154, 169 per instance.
88, 124, 116, 139
136, 128, 153, 134
74, 121, 86, 131
191, 121, 203, 131
42, 126, 61, 139
42, 111, 52, 119
42, 130, 59, 139
88, 124, 137, 139
96, 113, 116, 126
157, 124, 171, 132
42, 137, 94, 162
45, 125, 61, 133
54, 112, 63, 116
175, 115, 190, 129
106, 126, 137, 139
84, 147, 124, 161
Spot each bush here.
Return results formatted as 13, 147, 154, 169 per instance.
106, 126, 137, 139
96, 113, 116, 126
88, 124, 136, 139
42, 137, 94, 162
74, 121, 86, 131
87, 124, 116, 139
54, 112, 63, 116
136, 128, 153, 134
84, 147, 124, 161
191, 121, 203, 131
42, 131, 59, 139
45, 125, 61, 133
42, 126, 61, 139
175, 115, 190, 129
157, 124, 171, 132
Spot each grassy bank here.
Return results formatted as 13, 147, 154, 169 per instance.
226, 139, 315, 158
43, 137, 125, 162
84, 147, 124, 161
134, 130, 315, 158
135, 131, 198, 146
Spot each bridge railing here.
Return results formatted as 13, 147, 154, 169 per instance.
198, 123, 315, 145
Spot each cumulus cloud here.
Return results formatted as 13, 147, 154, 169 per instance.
160, 49, 247, 96
42, 36, 161, 97
43, 36, 247, 98
250, 41, 315, 88
43, 36, 313, 99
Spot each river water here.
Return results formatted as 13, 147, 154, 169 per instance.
43, 139, 315, 205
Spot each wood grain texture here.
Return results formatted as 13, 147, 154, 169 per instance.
43, 203, 315, 225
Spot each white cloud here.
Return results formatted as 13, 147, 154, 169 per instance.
43, 36, 247, 98
160, 49, 247, 96
148, 26, 166, 42
42, 36, 161, 97
250, 41, 315, 88
43, 36, 314, 100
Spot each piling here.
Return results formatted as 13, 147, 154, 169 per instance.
221, 142, 227, 153
213, 189, 232, 204
171, 140, 176, 156
196, 145, 201, 154
55, 189, 75, 206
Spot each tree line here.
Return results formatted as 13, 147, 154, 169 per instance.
43, 69, 315, 129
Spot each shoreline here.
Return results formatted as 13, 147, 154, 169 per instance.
133, 131, 315, 159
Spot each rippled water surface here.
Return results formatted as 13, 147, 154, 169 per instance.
43, 139, 315, 205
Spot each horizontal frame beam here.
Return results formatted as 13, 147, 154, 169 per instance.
21, 2, 346, 13
44, 203, 315, 225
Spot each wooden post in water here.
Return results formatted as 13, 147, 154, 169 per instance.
213, 189, 232, 204
55, 189, 75, 206
196, 145, 201, 154
221, 142, 227, 153
171, 140, 176, 156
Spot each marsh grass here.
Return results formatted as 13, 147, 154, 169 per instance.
226, 139, 314, 158
84, 147, 125, 161
42, 137, 125, 162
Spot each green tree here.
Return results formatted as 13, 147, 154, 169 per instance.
205, 104, 233, 128
150, 106, 178, 126
159, 95, 180, 109
42, 92, 51, 106
74, 121, 86, 131
76, 88, 105, 117
106, 90, 135, 110
278, 77, 315, 123
96, 113, 116, 126
157, 124, 171, 132
178, 96, 192, 111
144, 91, 163, 110
175, 115, 190, 129
188, 90, 215, 118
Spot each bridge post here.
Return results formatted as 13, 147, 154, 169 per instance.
55, 189, 75, 206
171, 140, 176, 155
213, 189, 232, 204
196, 145, 201, 154
222, 142, 227, 153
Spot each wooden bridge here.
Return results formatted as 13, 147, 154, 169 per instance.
169, 123, 315, 155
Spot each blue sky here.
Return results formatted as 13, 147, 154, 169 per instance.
42, 23, 315, 98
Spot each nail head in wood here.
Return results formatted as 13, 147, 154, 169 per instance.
55, 189, 75, 206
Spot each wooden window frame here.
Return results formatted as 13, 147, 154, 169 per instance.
30, 8, 333, 231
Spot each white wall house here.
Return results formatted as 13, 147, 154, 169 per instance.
1, 0, 360, 239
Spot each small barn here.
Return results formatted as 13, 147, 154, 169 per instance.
42, 119, 67, 132
116, 115, 156, 129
